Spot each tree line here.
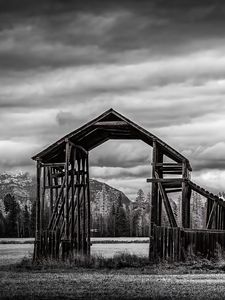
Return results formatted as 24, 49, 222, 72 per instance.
0, 194, 36, 238
91, 189, 151, 237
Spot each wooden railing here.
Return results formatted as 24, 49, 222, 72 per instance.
150, 226, 225, 261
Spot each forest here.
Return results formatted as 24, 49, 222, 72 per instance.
0, 184, 216, 238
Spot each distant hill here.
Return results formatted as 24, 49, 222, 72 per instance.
0, 172, 35, 212
90, 179, 131, 217
0, 173, 131, 216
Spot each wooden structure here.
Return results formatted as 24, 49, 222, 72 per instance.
32, 108, 225, 262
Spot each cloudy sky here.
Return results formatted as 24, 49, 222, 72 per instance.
1, 0, 225, 199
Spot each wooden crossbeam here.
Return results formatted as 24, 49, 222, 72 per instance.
48, 177, 66, 230
206, 201, 218, 229
147, 178, 183, 183
152, 163, 182, 167
165, 188, 182, 194
67, 139, 88, 155
94, 121, 128, 126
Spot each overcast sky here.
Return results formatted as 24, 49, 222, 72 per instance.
1, 0, 225, 199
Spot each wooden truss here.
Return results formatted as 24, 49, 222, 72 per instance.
32, 108, 225, 261
33, 141, 91, 261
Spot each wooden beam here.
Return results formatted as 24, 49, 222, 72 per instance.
48, 176, 66, 230
147, 178, 183, 183
153, 163, 182, 167
67, 139, 88, 155
40, 162, 65, 167
151, 139, 158, 225
40, 166, 46, 231
65, 142, 70, 241
182, 160, 191, 228
86, 153, 91, 257
34, 160, 41, 261
165, 188, 182, 194
94, 121, 128, 126
155, 172, 178, 227
206, 201, 218, 229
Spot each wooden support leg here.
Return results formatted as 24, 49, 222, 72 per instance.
181, 161, 191, 228
86, 153, 91, 257
33, 160, 41, 262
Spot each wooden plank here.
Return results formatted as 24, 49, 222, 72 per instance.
67, 139, 88, 155
156, 173, 178, 227
41, 162, 65, 167
165, 188, 182, 194
86, 153, 91, 257
206, 201, 218, 229
94, 121, 128, 126
33, 160, 41, 261
151, 140, 158, 225
81, 156, 86, 255
147, 178, 184, 183
77, 157, 81, 253
48, 176, 66, 230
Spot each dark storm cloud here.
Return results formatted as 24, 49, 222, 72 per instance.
1, 0, 225, 193
1, 0, 225, 70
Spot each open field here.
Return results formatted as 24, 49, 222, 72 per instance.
0, 237, 149, 244
1, 269, 225, 299
2, 238, 225, 299
0, 238, 149, 266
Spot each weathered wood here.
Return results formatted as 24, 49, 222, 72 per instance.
165, 188, 182, 194
207, 201, 218, 229
67, 139, 88, 155
94, 121, 128, 126
155, 173, 178, 228
77, 157, 81, 253
65, 142, 70, 242
147, 178, 184, 183
182, 160, 191, 228
151, 140, 158, 225
86, 153, 91, 256
40, 166, 46, 231
48, 177, 66, 230
33, 160, 41, 261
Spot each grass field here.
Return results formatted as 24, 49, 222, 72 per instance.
0, 238, 149, 266
1, 269, 225, 299
1, 238, 225, 299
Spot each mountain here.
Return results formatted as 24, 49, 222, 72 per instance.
0, 172, 35, 212
90, 179, 131, 217
0, 172, 131, 215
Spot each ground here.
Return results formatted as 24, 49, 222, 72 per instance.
1, 268, 225, 299
1, 238, 225, 299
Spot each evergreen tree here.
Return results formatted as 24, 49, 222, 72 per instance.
0, 201, 6, 237
107, 202, 116, 237
115, 194, 129, 236
136, 189, 145, 203
23, 205, 30, 237
4, 194, 20, 237
30, 200, 36, 237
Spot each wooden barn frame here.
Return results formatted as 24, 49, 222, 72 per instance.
32, 109, 225, 262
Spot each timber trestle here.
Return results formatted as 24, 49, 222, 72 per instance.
33, 141, 91, 261
32, 108, 225, 262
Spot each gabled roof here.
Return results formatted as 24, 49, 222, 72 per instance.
32, 108, 191, 170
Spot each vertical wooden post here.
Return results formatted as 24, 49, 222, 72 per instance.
182, 160, 191, 228
151, 139, 158, 225
40, 166, 46, 231
86, 152, 91, 257
81, 156, 86, 255
71, 148, 75, 247
48, 167, 53, 216
157, 151, 163, 226
77, 155, 81, 253
65, 142, 70, 241
34, 160, 41, 261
